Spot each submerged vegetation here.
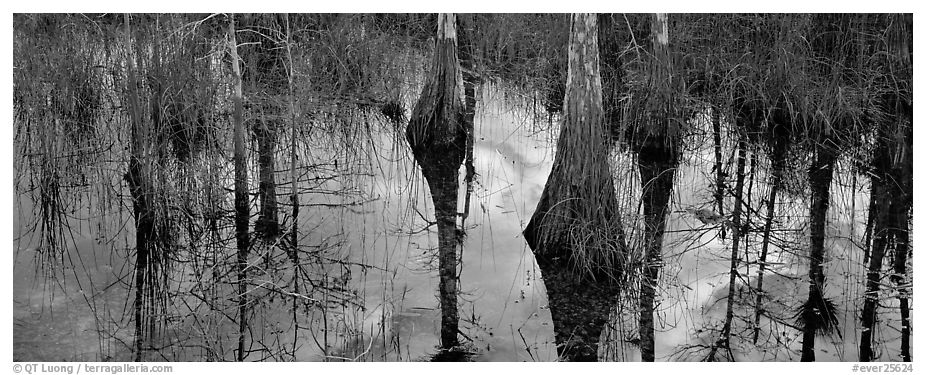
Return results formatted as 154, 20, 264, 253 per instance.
13, 13, 913, 362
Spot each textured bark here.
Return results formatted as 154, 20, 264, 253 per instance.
406, 13, 466, 351
457, 13, 478, 230
523, 14, 624, 361
637, 13, 678, 363
598, 13, 623, 142
228, 15, 250, 362
799, 142, 836, 362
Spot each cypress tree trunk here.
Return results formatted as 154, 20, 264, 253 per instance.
241, 14, 282, 240
861, 90, 912, 362
859, 166, 891, 362
892, 209, 911, 362
123, 14, 154, 362
228, 14, 250, 362
637, 13, 678, 363
523, 13, 625, 361
254, 117, 279, 238
406, 13, 467, 352
799, 142, 836, 362
891, 115, 912, 362
457, 13, 478, 230
889, 16, 913, 362
598, 13, 623, 142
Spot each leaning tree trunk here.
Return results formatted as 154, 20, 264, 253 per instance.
405, 13, 467, 352
522, 13, 626, 362
637, 13, 679, 363
228, 15, 251, 362
799, 140, 837, 362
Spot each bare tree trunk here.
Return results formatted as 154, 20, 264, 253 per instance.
406, 13, 466, 352
228, 14, 250, 362
711, 108, 726, 239
800, 142, 836, 362
708, 136, 747, 361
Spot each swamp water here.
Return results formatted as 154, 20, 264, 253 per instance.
13, 90, 906, 362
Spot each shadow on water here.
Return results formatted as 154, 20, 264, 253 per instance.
430, 346, 478, 362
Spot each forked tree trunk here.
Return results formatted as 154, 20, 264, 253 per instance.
228, 14, 251, 362
800, 141, 836, 362
523, 13, 625, 362
637, 13, 678, 363
406, 13, 467, 352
